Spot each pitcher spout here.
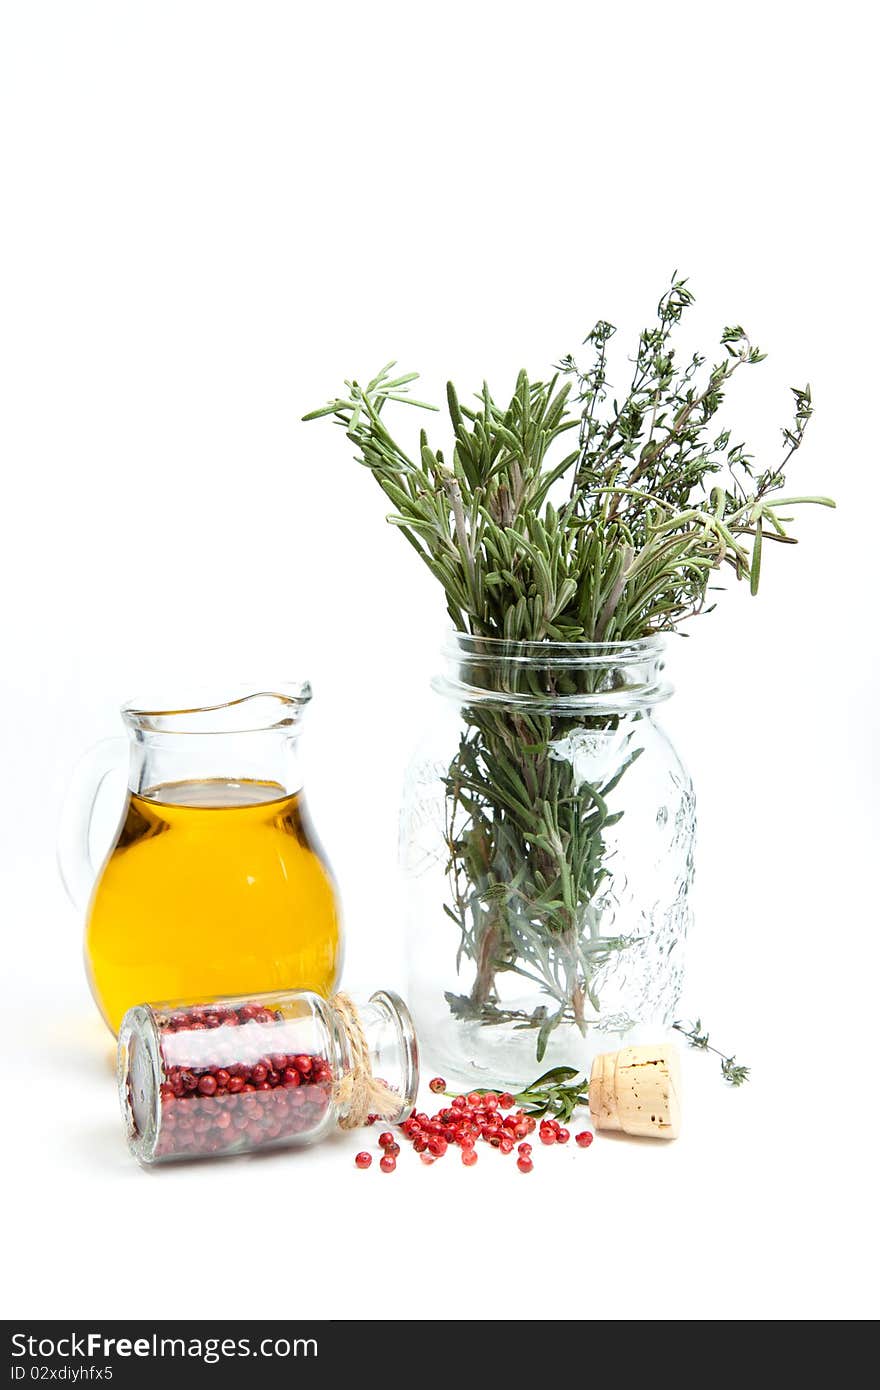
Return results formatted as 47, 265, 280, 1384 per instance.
121, 683, 312, 734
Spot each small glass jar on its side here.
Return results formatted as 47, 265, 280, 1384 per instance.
118, 988, 418, 1165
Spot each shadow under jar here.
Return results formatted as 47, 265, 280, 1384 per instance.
400, 634, 695, 1088
118, 989, 418, 1165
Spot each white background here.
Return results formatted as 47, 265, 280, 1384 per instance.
1, 0, 877, 1322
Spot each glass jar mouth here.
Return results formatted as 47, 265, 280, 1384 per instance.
435, 633, 672, 712
442, 632, 666, 664
121, 683, 312, 735
369, 989, 420, 1121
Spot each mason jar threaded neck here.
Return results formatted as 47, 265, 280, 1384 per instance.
433, 633, 672, 712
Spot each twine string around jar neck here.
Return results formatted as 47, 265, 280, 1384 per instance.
330, 992, 401, 1130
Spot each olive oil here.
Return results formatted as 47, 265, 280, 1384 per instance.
85, 779, 342, 1034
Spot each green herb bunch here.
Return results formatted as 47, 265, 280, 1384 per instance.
305, 276, 832, 1058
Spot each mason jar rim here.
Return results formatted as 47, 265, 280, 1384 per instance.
435, 632, 672, 711
442, 631, 666, 663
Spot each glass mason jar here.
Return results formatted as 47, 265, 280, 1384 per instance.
118, 988, 418, 1165
400, 635, 695, 1087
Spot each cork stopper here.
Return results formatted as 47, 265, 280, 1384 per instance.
589, 1043, 681, 1139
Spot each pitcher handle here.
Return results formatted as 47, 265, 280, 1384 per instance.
57, 737, 129, 911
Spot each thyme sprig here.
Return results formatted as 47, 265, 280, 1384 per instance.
673, 1019, 750, 1086
305, 276, 833, 1057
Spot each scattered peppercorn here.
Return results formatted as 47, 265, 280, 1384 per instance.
353, 1084, 595, 1174
428, 1077, 446, 1094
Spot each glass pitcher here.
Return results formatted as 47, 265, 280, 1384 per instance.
58, 685, 343, 1035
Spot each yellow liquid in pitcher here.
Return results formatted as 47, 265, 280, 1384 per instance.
85, 779, 342, 1035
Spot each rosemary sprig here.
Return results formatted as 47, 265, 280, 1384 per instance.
673, 1019, 750, 1086
450, 1066, 590, 1123
513, 1066, 590, 1122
